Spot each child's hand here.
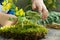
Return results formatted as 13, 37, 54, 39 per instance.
0, 12, 17, 26
32, 0, 48, 20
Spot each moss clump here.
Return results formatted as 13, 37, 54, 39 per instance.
0, 23, 48, 40
0, 10, 48, 40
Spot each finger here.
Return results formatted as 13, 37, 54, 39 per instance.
42, 8, 48, 20
41, 3, 48, 20
37, 4, 42, 13
32, 3, 36, 10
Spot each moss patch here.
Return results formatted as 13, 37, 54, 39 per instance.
0, 24, 48, 40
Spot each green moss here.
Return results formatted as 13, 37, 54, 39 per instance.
0, 10, 48, 40
0, 24, 48, 34
0, 22, 48, 39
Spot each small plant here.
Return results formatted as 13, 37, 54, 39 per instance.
0, 21, 48, 40
0, 0, 48, 40
0, 10, 48, 40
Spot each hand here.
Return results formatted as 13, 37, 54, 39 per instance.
0, 12, 17, 26
32, 0, 48, 20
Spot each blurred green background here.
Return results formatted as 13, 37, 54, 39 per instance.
12, 0, 60, 12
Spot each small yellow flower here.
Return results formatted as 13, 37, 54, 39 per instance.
19, 9, 25, 16
2, 3, 11, 11
15, 9, 25, 16
6, 3, 11, 10
16, 11, 19, 16
2, 6, 7, 11
15, 7, 18, 11
2, 1, 7, 6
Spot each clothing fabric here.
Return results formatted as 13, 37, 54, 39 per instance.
0, 5, 2, 12
0, 0, 3, 12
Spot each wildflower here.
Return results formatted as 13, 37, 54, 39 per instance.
6, 3, 11, 10
2, 1, 7, 6
15, 9, 25, 16
19, 9, 25, 16
16, 11, 19, 16
2, 6, 7, 11
2, 3, 11, 11
15, 7, 18, 11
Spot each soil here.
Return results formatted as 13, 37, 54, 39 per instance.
0, 28, 60, 40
